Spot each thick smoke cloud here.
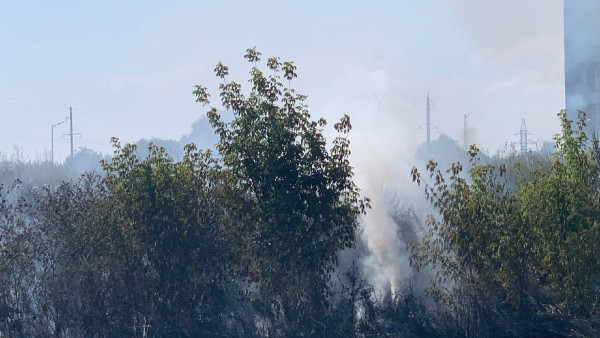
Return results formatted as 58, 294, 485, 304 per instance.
448, 0, 562, 50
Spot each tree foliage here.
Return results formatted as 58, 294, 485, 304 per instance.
0, 48, 378, 337
194, 47, 369, 335
25, 141, 236, 336
411, 110, 600, 336
520, 110, 600, 314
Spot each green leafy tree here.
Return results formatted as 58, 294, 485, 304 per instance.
410, 110, 600, 336
520, 110, 600, 315
34, 173, 113, 336
97, 140, 236, 336
194, 47, 369, 335
411, 146, 530, 336
0, 181, 37, 336
31, 141, 238, 336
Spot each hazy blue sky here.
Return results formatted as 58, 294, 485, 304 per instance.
0, 1, 564, 162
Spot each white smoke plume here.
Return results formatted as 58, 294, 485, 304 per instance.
317, 66, 422, 296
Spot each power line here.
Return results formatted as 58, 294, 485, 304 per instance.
51, 120, 66, 164
0, 100, 193, 160
0, 101, 68, 110
0, 100, 151, 115
0, 132, 111, 147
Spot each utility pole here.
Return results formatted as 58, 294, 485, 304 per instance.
69, 107, 73, 158
426, 92, 431, 144
463, 114, 470, 149
51, 120, 65, 163
63, 107, 81, 159
594, 68, 599, 133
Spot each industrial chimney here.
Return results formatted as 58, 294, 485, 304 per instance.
564, 0, 600, 135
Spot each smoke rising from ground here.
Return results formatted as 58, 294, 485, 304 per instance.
314, 66, 423, 295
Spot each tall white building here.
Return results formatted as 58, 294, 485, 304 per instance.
564, 0, 600, 134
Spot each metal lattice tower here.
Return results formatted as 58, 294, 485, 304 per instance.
514, 119, 535, 154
